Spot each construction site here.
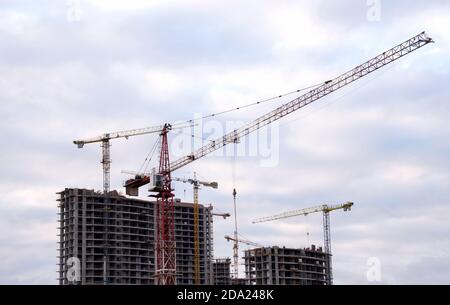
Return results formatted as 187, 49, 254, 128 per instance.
58, 188, 215, 284
58, 32, 434, 285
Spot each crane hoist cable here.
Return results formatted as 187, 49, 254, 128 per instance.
181, 82, 326, 124
137, 136, 160, 175
157, 81, 353, 169
176, 129, 215, 143
280, 60, 400, 129
168, 82, 328, 151
137, 81, 321, 179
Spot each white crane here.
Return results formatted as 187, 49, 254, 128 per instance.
212, 212, 231, 219
224, 235, 263, 248
172, 173, 218, 285
73, 123, 193, 285
208, 209, 231, 284
74, 122, 193, 194
224, 235, 264, 284
253, 202, 354, 285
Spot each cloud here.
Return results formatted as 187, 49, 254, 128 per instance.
87, 0, 164, 11
0, 0, 449, 284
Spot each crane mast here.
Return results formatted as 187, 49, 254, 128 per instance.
210, 209, 231, 284
192, 173, 201, 285
154, 124, 177, 285
122, 32, 433, 285
253, 202, 354, 285
231, 188, 239, 280
172, 173, 218, 285
323, 210, 332, 284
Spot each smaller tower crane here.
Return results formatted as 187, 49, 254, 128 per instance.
208, 209, 231, 284
253, 202, 354, 285
224, 235, 264, 285
73, 122, 193, 194
224, 235, 263, 248
212, 212, 231, 219
172, 173, 218, 285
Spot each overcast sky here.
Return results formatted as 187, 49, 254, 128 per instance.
0, 0, 449, 284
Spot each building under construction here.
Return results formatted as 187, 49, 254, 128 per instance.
244, 245, 329, 285
57, 188, 213, 285
212, 258, 231, 285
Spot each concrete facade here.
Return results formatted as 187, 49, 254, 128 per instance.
57, 188, 213, 285
212, 258, 231, 285
244, 245, 329, 285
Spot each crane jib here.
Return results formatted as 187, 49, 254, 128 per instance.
124, 32, 433, 189
168, 32, 433, 172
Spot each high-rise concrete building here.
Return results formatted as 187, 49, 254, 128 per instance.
212, 258, 231, 285
57, 188, 213, 285
244, 245, 329, 285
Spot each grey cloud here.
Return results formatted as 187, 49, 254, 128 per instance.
1, 0, 450, 284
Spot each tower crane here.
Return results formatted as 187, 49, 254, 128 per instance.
122, 169, 219, 285
172, 173, 218, 285
73, 122, 192, 194
208, 209, 231, 284
224, 235, 263, 248
224, 235, 264, 284
121, 32, 433, 285
73, 122, 192, 285
212, 212, 231, 219
231, 188, 239, 280
253, 202, 354, 285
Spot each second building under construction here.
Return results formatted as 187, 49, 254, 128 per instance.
244, 245, 329, 285
212, 258, 231, 285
